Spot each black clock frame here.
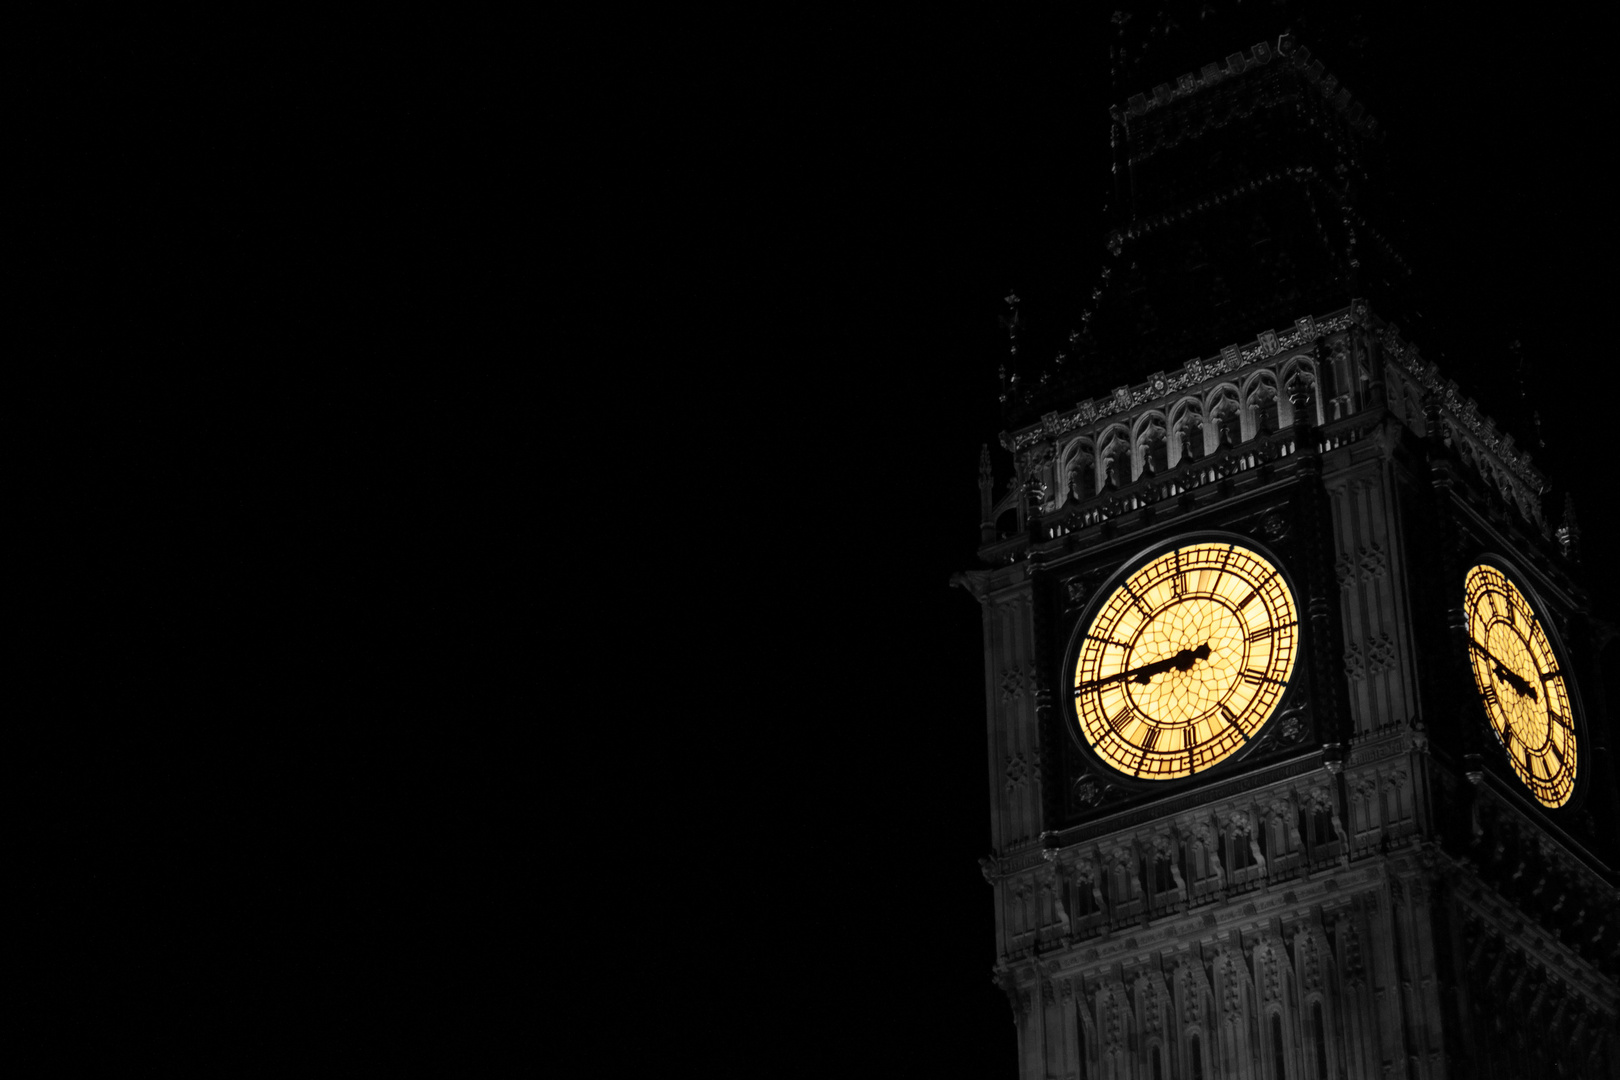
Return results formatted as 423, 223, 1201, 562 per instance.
1057, 528, 1311, 798
1462, 551, 1592, 817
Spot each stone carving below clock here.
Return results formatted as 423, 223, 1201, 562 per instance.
1075, 774, 1118, 808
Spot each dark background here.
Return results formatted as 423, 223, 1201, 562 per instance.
24, 5, 1612, 1072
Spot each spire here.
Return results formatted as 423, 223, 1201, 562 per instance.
1003, 31, 1407, 427
979, 444, 997, 544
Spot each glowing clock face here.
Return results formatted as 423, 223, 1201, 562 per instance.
1071, 542, 1299, 780
1464, 564, 1576, 808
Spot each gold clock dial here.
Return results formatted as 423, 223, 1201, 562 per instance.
1072, 542, 1299, 780
1464, 565, 1576, 807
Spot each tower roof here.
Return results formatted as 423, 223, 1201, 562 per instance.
1002, 33, 1413, 428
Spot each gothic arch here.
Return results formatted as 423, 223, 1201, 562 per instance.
1211, 945, 1255, 1078
1094, 981, 1135, 1080
1253, 933, 1300, 1080
1279, 355, 1322, 427
1242, 369, 1283, 437
1058, 436, 1096, 507
1074, 987, 1099, 1078
1098, 424, 1131, 490
1205, 384, 1242, 449
1168, 396, 1206, 466
1132, 411, 1170, 480
1291, 922, 1341, 1080
1174, 957, 1215, 1079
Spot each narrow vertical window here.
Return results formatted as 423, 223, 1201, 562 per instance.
1189, 1034, 1204, 1080
1152, 1045, 1163, 1080
1313, 1003, 1328, 1079
1272, 1013, 1287, 1079
1075, 1002, 1087, 1070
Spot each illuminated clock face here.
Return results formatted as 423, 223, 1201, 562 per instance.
1071, 542, 1299, 780
1463, 564, 1577, 807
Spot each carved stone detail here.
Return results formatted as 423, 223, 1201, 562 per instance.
1005, 752, 1036, 792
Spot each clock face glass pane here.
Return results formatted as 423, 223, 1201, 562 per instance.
1464, 565, 1576, 807
1072, 542, 1299, 780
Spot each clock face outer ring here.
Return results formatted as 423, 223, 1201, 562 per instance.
1463, 556, 1586, 812
1063, 532, 1303, 788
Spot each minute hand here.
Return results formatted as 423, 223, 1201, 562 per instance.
1470, 640, 1538, 702
1075, 643, 1212, 694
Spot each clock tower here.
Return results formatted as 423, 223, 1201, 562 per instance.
955, 32, 1619, 1080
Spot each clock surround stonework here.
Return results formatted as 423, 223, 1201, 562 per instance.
954, 37, 1619, 1080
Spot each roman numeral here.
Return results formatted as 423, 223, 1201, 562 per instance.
1144, 728, 1162, 752
1481, 685, 1498, 706
1109, 704, 1133, 735
1541, 669, 1561, 682
1237, 588, 1259, 611
1548, 709, 1571, 730
1243, 670, 1286, 686
1247, 626, 1273, 643
1548, 742, 1564, 769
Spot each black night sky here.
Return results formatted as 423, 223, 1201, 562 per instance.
27, 7, 1614, 1072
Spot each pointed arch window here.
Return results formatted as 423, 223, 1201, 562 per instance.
1137, 417, 1169, 478
1285, 366, 1318, 427
1250, 381, 1281, 436
1174, 408, 1205, 464
1059, 439, 1095, 506
1099, 428, 1130, 490
1210, 392, 1242, 448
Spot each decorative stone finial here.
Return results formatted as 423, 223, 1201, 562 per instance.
1557, 494, 1581, 561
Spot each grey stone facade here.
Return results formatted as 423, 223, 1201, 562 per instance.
957, 304, 1620, 1079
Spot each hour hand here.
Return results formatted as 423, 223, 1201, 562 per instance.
1076, 643, 1213, 694
1133, 643, 1212, 683
1491, 660, 1538, 702
1472, 640, 1539, 702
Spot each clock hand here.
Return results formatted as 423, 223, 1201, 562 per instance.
1076, 643, 1214, 694
1471, 640, 1539, 702
1491, 661, 1538, 703
1131, 643, 1213, 683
